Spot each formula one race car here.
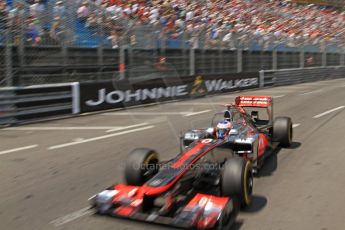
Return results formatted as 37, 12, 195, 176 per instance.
88, 118, 256, 228
182, 95, 293, 173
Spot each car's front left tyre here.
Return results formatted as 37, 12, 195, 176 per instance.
125, 148, 160, 186
221, 157, 253, 208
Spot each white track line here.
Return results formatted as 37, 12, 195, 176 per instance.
50, 207, 93, 227
3, 123, 149, 133
105, 123, 148, 132
0, 145, 38, 156
313, 106, 345, 119
172, 102, 216, 106
183, 110, 212, 117
48, 125, 155, 150
4, 126, 122, 131
218, 95, 237, 98
103, 110, 212, 117
289, 85, 316, 87
102, 112, 191, 116
293, 123, 301, 128
273, 95, 285, 99
299, 90, 322, 95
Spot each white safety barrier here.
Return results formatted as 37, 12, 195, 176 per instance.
260, 66, 345, 87
0, 83, 80, 126
1, 66, 344, 126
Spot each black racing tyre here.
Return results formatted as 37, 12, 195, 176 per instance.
125, 148, 159, 186
273, 117, 293, 147
221, 157, 253, 208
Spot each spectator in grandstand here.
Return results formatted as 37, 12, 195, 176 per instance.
222, 30, 236, 50
77, 1, 90, 23
107, 30, 119, 48
53, 1, 65, 18
29, 0, 45, 17
3, 0, 344, 50
0, 1, 9, 30
49, 17, 64, 44
86, 12, 98, 35
7, 2, 25, 45
154, 56, 169, 72
26, 19, 41, 45
108, 1, 344, 50
306, 55, 315, 66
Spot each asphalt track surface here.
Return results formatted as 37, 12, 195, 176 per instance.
1, 78, 345, 230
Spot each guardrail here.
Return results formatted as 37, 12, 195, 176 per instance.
260, 66, 345, 87
0, 83, 79, 126
1, 67, 345, 126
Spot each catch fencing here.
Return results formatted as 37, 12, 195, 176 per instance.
1, 46, 344, 87
0, 0, 345, 86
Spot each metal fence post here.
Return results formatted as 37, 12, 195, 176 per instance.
18, 9, 26, 83
97, 46, 103, 80
62, 44, 67, 72
259, 70, 265, 88
189, 48, 195, 76
97, 22, 104, 80
218, 49, 222, 74
119, 46, 125, 80
322, 49, 327, 67
272, 48, 277, 70
5, 25, 13, 86
340, 52, 345, 67
300, 48, 305, 68
61, 10, 67, 75
237, 49, 243, 73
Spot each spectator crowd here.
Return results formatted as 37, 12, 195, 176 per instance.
1, 0, 344, 50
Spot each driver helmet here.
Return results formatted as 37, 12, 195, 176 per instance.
216, 120, 232, 139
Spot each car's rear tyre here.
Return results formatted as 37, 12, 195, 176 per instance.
273, 117, 293, 147
221, 157, 253, 208
125, 148, 159, 186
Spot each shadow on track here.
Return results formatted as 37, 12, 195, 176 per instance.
229, 220, 243, 230
285, 141, 301, 149
242, 195, 267, 213
256, 141, 302, 178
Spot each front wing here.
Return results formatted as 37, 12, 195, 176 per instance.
89, 185, 237, 229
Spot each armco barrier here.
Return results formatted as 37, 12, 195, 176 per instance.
0, 83, 80, 125
260, 66, 345, 87
1, 67, 344, 126
78, 73, 260, 113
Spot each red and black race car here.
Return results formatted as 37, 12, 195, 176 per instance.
88, 96, 292, 229
182, 95, 293, 173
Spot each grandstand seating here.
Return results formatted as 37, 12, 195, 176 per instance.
2, 0, 344, 52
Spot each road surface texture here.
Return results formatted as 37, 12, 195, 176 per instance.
1, 78, 345, 230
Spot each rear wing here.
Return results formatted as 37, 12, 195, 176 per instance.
223, 96, 274, 125
234, 96, 272, 107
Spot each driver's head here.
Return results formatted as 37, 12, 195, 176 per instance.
216, 120, 232, 139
